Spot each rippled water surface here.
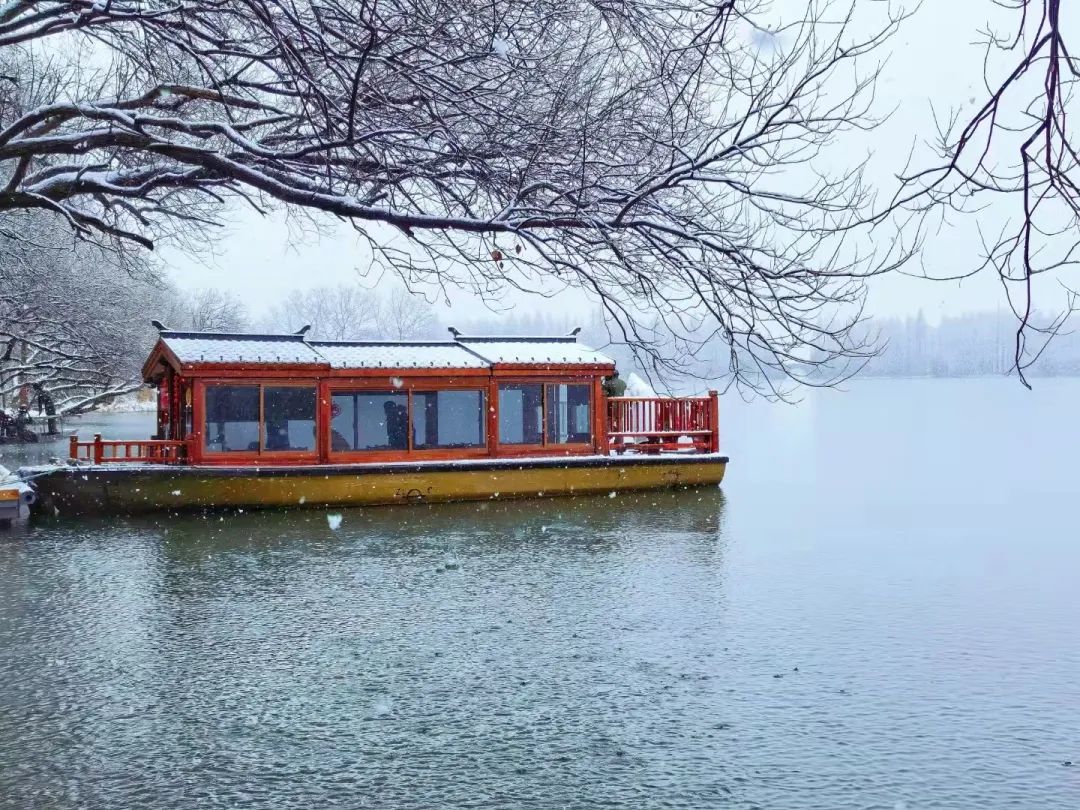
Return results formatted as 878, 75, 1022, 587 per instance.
2, 380, 1079, 808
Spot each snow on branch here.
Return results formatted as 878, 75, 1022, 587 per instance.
0, 211, 167, 412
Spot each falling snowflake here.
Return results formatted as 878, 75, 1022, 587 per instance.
327, 513, 343, 530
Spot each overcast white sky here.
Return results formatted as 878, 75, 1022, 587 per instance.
158, 1, 1027, 328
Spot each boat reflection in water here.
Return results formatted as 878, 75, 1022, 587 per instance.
0, 486, 729, 808
28, 485, 727, 556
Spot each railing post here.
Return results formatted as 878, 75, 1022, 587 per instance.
601, 396, 612, 455
93, 433, 104, 465
708, 390, 720, 453
69, 434, 79, 460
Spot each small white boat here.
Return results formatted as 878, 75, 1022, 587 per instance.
0, 466, 35, 525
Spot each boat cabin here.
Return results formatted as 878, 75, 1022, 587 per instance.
69, 328, 720, 465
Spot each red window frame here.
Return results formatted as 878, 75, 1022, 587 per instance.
198, 380, 320, 462
325, 379, 491, 463
494, 377, 596, 455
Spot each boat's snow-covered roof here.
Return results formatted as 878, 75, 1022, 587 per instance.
159, 332, 323, 364
152, 329, 614, 372
310, 341, 488, 369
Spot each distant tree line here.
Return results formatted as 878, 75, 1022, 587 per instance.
260, 285, 438, 341
11, 257, 1080, 424
862, 311, 1080, 379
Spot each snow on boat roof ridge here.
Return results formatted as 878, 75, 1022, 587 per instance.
454, 334, 579, 343
308, 339, 458, 346
160, 329, 307, 342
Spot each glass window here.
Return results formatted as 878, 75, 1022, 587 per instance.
204, 385, 259, 452
546, 384, 592, 444
329, 393, 355, 452
498, 384, 543, 445
412, 390, 486, 449
263, 387, 316, 451
331, 391, 409, 451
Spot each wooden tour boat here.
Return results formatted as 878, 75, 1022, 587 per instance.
20, 327, 728, 516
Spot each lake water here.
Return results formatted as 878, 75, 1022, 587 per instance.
1, 379, 1078, 808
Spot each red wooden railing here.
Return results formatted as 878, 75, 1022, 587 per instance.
69, 434, 189, 464
606, 391, 720, 454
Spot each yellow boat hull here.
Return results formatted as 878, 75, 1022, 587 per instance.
26, 454, 728, 516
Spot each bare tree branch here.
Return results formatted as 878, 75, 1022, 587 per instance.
1, 0, 914, 394
891, 0, 1080, 387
